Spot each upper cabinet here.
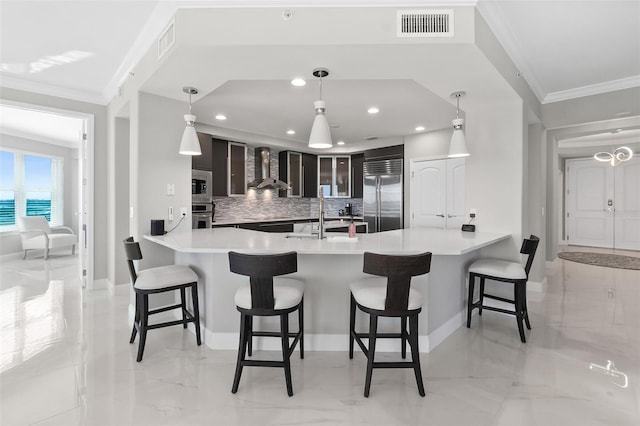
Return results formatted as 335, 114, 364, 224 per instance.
351, 153, 364, 199
279, 151, 318, 198
211, 138, 228, 196
228, 142, 247, 196
319, 155, 351, 198
192, 133, 213, 171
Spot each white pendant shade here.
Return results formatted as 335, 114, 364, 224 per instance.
308, 100, 333, 148
179, 114, 201, 156
448, 118, 470, 158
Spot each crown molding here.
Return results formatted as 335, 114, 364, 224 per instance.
0, 74, 107, 105
543, 75, 640, 104
476, 0, 546, 103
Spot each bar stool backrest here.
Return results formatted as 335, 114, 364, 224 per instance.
520, 235, 540, 278
228, 251, 298, 310
123, 236, 143, 284
363, 252, 432, 311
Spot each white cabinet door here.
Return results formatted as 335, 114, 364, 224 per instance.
614, 157, 640, 250
410, 158, 465, 229
566, 159, 614, 248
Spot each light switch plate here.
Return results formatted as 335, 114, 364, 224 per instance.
167, 183, 175, 196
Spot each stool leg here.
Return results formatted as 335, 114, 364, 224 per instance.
401, 316, 407, 359
191, 283, 202, 346
281, 314, 293, 397
298, 298, 304, 359
232, 313, 249, 394
364, 314, 378, 398
136, 294, 149, 362
478, 277, 486, 316
523, 285, 531, 330
130, 292, 140, 343
467, 273, 475, 328
515, 281, 526, 343
349, 294, 356, 359
180, 287, 188, 328
247, 316, 253, 356
409, 314, 425, 397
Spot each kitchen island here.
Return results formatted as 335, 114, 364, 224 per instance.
145, 227, 510, 352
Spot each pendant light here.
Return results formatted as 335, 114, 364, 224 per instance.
179, 87, 202, 156
448, 91, 470, 158
308, 68, 333, 149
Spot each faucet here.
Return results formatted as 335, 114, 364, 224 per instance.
318, 189, 325, 239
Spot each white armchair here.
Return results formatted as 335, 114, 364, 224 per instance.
17, 216, 77, 260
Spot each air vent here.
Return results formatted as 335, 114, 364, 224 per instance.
158, 19, 175, 59
397, 10, 453, 37
364, 136, 379, 141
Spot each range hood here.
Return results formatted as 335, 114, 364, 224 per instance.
247, 147, 290, 190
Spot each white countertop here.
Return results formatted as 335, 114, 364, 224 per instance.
145, 227, 510, 256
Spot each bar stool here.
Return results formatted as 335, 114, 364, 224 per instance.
123, 237, 201, 362
466, 235, 540, 342
349, 251, 432, 397
228, 251, 304, 397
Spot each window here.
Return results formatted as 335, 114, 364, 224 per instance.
0, 150, 64, 230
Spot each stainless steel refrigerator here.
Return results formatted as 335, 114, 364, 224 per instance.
363, 158, 403, 233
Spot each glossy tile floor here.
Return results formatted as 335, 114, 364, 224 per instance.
1, 247, 639, 425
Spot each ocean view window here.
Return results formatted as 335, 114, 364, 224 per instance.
0, 150, 64, 230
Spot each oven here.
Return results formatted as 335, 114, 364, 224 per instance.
192, 169, 212, 203
192, 202, 214, 229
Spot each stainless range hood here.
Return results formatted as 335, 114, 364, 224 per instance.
247, 147, 290, 190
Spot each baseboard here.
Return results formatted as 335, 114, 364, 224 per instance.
0, 252, 23, 262
527, 278, 546, 293
545, 260, 555, 269
92, 278, 110, 291
110, 282, 131, 296
426, 310, 465, 351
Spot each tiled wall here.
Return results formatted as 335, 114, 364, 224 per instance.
212, 146, 363, 220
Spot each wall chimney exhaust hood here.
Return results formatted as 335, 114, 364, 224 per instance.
247, 147, 290, 190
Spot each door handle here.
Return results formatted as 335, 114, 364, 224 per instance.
436, 214, 445, 217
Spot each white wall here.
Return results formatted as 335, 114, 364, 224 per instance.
130, 92, 192, 270
526, 123, 547, 283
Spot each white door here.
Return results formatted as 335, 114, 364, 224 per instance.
411, 160, 446, 228
410, 158, 465, 229
614, 157, 640, 250
446, 158, 466, 229
566, 159, 614, 248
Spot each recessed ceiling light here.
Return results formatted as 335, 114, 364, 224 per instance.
337, 140, 345, 145
291, 78, 306, 87
367, 107, 379, 114
286, 130, 296, 135
215, 114, 227, 120
415, 126, 425, 131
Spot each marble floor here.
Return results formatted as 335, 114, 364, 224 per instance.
0, 247, 639, 425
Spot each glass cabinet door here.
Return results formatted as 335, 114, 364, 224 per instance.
318, 155, 351, 198
228, 142, 246, 196
335, 156, 350, 197
288, 152, 302, 197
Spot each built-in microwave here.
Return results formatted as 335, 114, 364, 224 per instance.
192, 169, 212, 202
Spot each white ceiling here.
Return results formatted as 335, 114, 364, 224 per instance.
1, 0, 639, 153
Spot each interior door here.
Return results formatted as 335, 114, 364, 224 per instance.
614, 157, 640, 250
565, 159, 614, 248
446, 158, 466, 229
410, 159, 446, 228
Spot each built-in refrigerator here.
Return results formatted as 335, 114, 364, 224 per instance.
363, 158, 403, 233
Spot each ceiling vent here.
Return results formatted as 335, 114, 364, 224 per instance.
158, 19, 175, 59
397, 10, 454, 38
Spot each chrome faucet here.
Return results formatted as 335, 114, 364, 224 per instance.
318, 189, 325, 239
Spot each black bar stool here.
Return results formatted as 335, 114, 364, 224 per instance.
123, 237, 201, 362
349, 251, 432, 397
466, 235, 540, 342
228, 251, 304, 397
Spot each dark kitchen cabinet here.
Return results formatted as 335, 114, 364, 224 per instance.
192, 133, 213, 171
302, 153, 318, 197
278, 151, 302, 198
211, 138, 228, 196
351, 153, 364, 198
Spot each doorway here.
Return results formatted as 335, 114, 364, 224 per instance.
565, 157, 640, 250
0, 100, 94, 287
